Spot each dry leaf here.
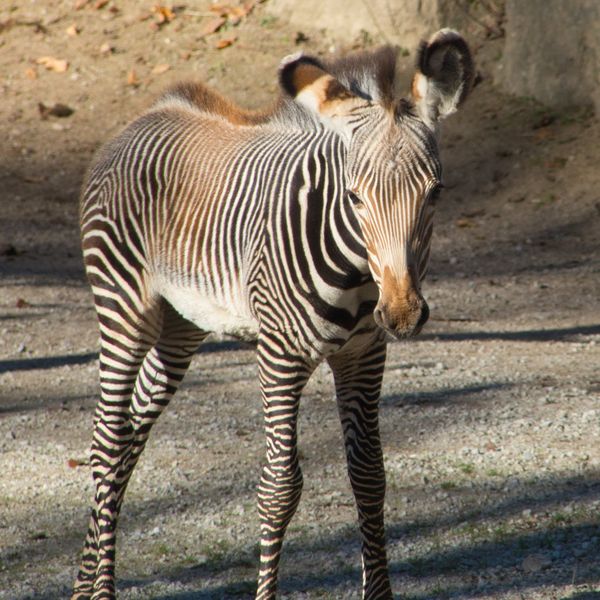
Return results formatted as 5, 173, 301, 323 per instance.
67, 458, 89, 468
209, 3, 231, 16
152, 63, 170, 75
227, 6, 247, 24
126, 68, 139, 86
152, 5, 175, 23
24, 67, 37, 80
16, 298, 30, 308
0, 19, 15, 33
215, 34, 237, 49
66, 23, 80, 36
199, 16, 226, 37
94, 0, 109, 8
456, 218, 474, 228
36, 56, 69, 73
39, 102, 75, 119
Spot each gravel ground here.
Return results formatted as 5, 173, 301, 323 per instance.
1, 2, 599, 599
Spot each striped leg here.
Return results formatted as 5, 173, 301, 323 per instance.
73, 301, 205, 600
328, 334, 392, 600
255, 333, 315, 599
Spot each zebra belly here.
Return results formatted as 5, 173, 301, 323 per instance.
157, 280, 258, 340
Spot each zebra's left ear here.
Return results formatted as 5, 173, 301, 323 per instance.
411, 29, 475, 128
279, 53, 365, 136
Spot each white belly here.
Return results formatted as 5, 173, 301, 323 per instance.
156, 279, 258, 339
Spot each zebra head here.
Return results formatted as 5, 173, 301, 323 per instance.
280, 30, 474, 339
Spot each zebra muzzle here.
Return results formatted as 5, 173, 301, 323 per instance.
374, 269, 429, 339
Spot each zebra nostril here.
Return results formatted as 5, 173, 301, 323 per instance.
416, 300, 429, 331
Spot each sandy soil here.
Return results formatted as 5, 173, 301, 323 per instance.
1, 2, 599, 599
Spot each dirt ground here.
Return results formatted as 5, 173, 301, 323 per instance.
1, 2, 599, 599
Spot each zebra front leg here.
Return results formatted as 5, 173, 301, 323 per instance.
255, 338, 314, 599
328, 335, 392, 600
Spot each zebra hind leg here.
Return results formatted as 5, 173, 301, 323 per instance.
327, 334, 392, 600
72, 301, 206, 600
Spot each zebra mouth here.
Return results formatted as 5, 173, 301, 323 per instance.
373, 300, 429, 340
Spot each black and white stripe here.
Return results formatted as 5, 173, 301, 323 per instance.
74, 33, 473, 600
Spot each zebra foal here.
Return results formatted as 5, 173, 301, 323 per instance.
74, 30, 474, 599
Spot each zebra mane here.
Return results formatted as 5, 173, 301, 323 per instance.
153, 81, 275, 125
324, 45, 399, 108
153, 46, 402, 130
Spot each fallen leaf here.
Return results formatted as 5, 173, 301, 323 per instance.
126, 68, 139, 86
0, 18, 15, 33
531, 113, 556, 129
66, 23, 80, 36
199, 16, 226, 37
295, 31, 309, 44
67, 458, 89, 468
461, 209, 486, 218
36, 56, 69, 73
38, 102, 75, 119
209, 3, 231, 16
227, 6, 247, 25
545, 156, 567, 170
24, 67, 38, 80
215, 34, 237, 49
456, 218, 475, 228
533, 127, 553, 142
16, 298, 30, 308
152, 63, 170, 75
152, 4, 175, 23
94, 0, 109, 8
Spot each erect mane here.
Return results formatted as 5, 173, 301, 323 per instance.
153, 45, 402, 129
324, 45, 400, 109
154, 81, 276, 125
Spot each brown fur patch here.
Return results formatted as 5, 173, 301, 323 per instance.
380, 267, 422, 330
162, 81, 274, 125
292, 63, 328, 93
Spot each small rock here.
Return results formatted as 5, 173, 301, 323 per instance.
522, 553, 551, 573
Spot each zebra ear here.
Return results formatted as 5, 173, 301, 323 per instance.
411, 29, 475, 128
279, 53, 364, 134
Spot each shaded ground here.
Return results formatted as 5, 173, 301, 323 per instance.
1, 1, 599, 599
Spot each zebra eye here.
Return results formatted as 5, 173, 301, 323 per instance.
346, 190, 365, 210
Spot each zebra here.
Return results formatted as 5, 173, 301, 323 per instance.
73, 29, 474, 599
